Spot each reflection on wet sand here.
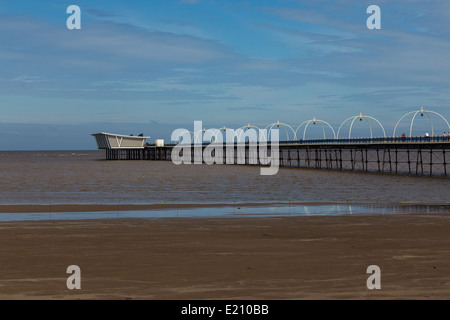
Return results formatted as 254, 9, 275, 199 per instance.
0, 202, 449, 222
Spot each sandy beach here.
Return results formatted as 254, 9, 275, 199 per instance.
1, 212, 450, 299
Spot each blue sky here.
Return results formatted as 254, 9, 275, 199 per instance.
1, 0, 450, 149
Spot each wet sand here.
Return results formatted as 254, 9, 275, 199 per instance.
0, 201, 448, 214
0, 202, 303, 214
1, 213, 450, 299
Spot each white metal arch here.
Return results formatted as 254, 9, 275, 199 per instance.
337, 112, 386, 139
236, 123, 265, 142
393, 106, 450, 137
295, 117, 336, 140
193, 129, 203, 144
264, 120, 297, 141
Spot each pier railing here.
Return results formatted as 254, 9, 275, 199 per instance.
281, 135, 450, 145
156, 135, 450, 147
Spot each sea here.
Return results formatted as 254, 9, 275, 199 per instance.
0, 150, 449, 221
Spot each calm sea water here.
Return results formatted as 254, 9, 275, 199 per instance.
0, 150, 449, 205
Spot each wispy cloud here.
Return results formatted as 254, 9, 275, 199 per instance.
2, 0, 450, 150
84, 8, 122, 18
180, 0, 201, 4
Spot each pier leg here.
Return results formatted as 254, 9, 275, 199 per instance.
416, 149, 423, 174
351, 149, 356, 171
315, 149, 319, 168
306, 148, 310, 168
388, 149, 392, 173
360, 149, 364, 171
429, 149, 433, 175
407, 148, 411, 174
395, 148, 398, 174
444, 149, 447, 176
376, 149, 381, 172
365, 149, 368, 171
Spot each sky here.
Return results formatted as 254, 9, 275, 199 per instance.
1, 0, 450, 150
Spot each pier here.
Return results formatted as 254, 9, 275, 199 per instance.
92, 108, 450, 176
94, 136, 450, 177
